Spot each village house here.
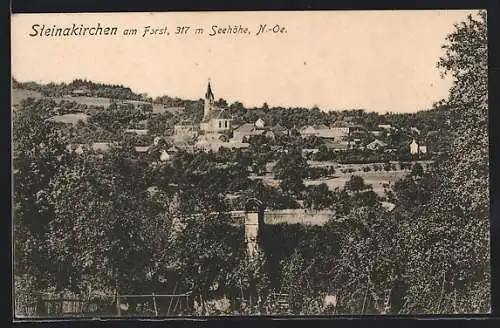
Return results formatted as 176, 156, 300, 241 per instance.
377, 124, 393, 131
271, 124, 289, 137
124, 128, 149, 135
71, 89, 90, 97
232, 123, 265, 143
366, 139, 388, 151
255, 118, 265, 129
173, 123, 200, 139
159, 150, 171, 161
135, 146, 150, 153
194, 133, 235, 152
299, 123, 351, 141
410, 139, 427, 155
323, 139, 350, 152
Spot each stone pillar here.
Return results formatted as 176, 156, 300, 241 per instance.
245, 212, 259, 258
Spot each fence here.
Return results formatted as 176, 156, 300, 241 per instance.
15, 292, 192, 318
115, 293, 192, 316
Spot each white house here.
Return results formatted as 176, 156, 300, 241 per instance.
410, 139, 419, 154
378, 124, 392, 131
410, 139, 427, 155
124, 129, 149, 135
255, 118, 265, 129
159, 150, 171, 161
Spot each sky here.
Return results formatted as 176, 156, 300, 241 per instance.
11, 10, 479, 113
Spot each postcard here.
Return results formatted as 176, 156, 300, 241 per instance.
11, 10, 489, 319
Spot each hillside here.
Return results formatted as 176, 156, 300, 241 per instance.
12, 88, 43, 108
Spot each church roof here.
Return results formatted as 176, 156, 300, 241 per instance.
202, 108, 231, 122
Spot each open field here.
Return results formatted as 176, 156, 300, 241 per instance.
304, 170, 407, 195
12, 88, 44, 107
256, 169, 406, 197
52, 96, 178, 114
52, 96, 111, 107
257, 161, 430, 197
48, 113, 89, 125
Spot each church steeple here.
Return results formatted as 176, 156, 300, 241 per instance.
204, 78, 215, 119
205, 78, 214, 101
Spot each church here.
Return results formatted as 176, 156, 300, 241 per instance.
173, 79, 232, 136
199, 80, 232, 133
172, 80, 235, 151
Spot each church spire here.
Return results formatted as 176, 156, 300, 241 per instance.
205, 78, 214, 100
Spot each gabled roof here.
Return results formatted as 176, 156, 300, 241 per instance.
366, 139, 388, 148
234, 123, 257, 133
202, 108, 231, 122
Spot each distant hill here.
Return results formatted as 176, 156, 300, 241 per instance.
12, 78, 150, 102
12, 88, 43, 108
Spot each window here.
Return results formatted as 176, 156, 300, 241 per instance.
219, 121, 222, 128
225, 121, 228, 128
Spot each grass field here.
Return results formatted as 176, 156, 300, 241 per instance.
258, 161, 422, 197
13, 89, 183, 116
12, 88, 43, 107
257, 170, 406, 196
304, 170, 407, 195
52, 96, 111, 107
48, 113, 89, 125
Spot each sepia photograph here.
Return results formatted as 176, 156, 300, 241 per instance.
11, 10, 489, 318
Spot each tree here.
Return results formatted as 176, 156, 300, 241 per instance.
303, 183, 334, 210
273, 147, 309, 196
344, 175, 371, 194
13, 102, 71, 292
44, 152, 157, 296
400, 11, 489, 314
329, 206, 405, 314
